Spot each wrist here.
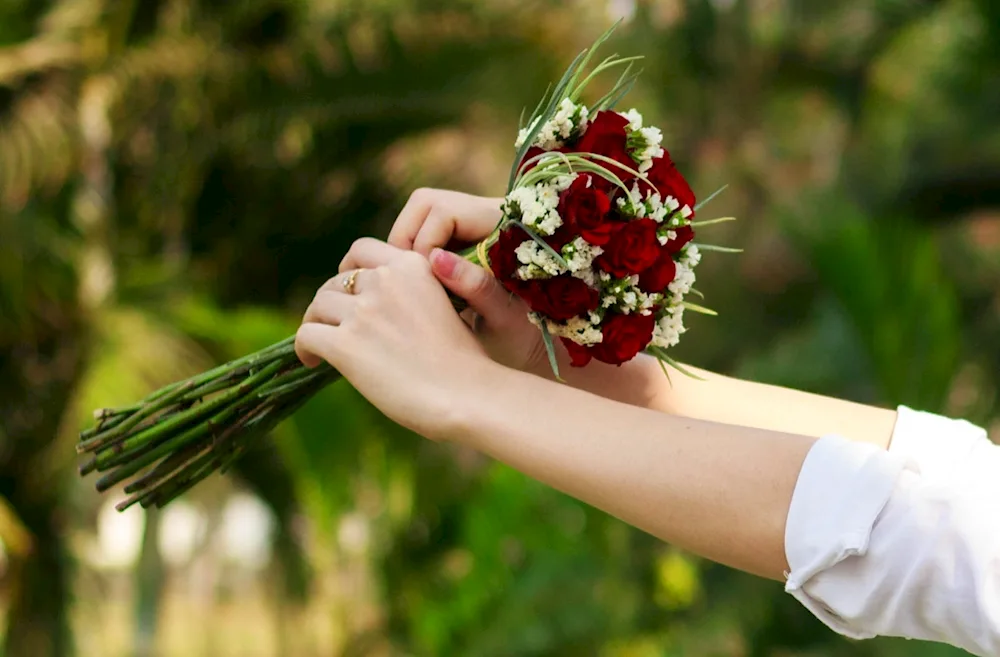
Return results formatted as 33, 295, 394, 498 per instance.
436, 357, 512, 445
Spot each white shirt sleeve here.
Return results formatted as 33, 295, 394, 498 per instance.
784, 406, 1000, 657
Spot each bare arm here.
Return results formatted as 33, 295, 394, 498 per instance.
451, 361, 817, 582
542, 351, 898, 451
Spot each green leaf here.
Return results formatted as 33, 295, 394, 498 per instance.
602, 68, 643, 110
647, 347, 705, 380
570, 56, 644, 102
576, 152, 652, 188
539, 322, 563, 382
592, 63, 641, 111
682, 301, 718, 316
692, 243, 743, 253
691, 216, 737, 227
564, 20, 624, 97
511, 221, 570, 269
655, 355, 673, 386
694, 185, 728, 211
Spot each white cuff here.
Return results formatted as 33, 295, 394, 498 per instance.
889, 405, 991, 481
783, 434, 906, 639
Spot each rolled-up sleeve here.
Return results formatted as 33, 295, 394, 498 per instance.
784, 407, 1000, 657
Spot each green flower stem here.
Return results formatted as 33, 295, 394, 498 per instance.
94, 359, 288, 469
110, 361, 324, 506
79, 343, 299, 456
93, 359, 285, 492
121, 440, 210, 496
77, 381, 199, 454
254, 362, 324, 397
147, 380, 325, 510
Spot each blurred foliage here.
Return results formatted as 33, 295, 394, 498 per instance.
0, 0, 997, 656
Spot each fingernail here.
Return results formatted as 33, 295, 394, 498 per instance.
430, 248, 459, 279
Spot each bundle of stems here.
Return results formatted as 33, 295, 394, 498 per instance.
77, 338, 337, 511
77, 259, 481, 512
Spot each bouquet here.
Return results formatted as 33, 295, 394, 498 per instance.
77, 24, 736, 511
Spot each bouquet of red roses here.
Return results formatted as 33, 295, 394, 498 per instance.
76, 24, 735, 510
480, 32, 730, 374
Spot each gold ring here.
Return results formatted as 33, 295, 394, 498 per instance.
343, 269, 363, 295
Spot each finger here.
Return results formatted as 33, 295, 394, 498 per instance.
339, 238, 403, 273
429, 249, 515, 328
412, 209, 459, 257
387, 188, 433, 251
319, 269, 371, 296
303, 290, 355, 326
294, 322, 341, 369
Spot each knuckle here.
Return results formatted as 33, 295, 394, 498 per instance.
317, 278, 337, 298
411, 187, 436, 202
352, 294, 379, 322
340, 238, 373, 269
472, 272, 494, 298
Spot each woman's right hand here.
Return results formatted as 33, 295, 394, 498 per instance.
387, 187, 503, 256
387, 188, 550, 375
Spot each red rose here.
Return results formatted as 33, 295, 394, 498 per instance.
520, 275, 599, 321
595, 218, 660, 278
488, 227, 525, 288
574, 111, 634, 175
664, 224, 694, 254
591, 312, 656, 366
639, 155, 696, 214
638, 248, 677, 293
561, 337, 593, 367
546, 225, 576, 251
558, 175, 616, 246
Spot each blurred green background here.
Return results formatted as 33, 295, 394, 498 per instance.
1, 0, 997, 655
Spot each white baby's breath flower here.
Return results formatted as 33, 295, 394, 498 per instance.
547, 315, 604, 346
642, 192, 669, 224
505, 174, 579, 236
656, 228, 678, 246
529, 314, 603, 347
668, 261, 696, 296
634, 126, 665, 172
639, 126, 663, 150
515, 240, 566, 278
515, 99, 589, 151
615, 183, 645, 217
681, 244, 701, 267
563, 237, 603, 283
651, 307, 686, 348
620, 108, 643, 131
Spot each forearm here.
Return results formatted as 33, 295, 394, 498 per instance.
455, 361, 818, 581
541, 351, 897, 451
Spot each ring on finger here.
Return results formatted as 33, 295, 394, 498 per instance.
343, 269, 364, 295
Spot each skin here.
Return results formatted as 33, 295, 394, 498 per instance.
294, 189, 898, 582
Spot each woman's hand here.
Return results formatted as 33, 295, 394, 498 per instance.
425, 249, 549, 375
294, 238, 496, 442
387, 188, 502, 255
386, 188, 550, 374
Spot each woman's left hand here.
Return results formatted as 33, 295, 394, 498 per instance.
294, 238, 495, 442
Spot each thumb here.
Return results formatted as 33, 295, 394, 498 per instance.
430, 248, 513, 324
